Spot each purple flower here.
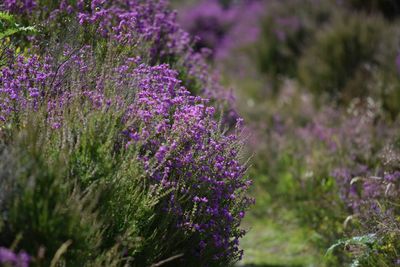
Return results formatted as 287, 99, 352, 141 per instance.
3, 0, 37, 14
0, 247, 30, 267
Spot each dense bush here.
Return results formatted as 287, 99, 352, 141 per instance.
251, 0, 333, 90
0, 54, 251, 266
0, 0, 252, 266
298, 13, 387, 101
1, 0, 237, 114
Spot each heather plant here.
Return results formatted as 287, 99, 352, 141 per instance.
0, 0, 252, 266
0, 101, 179, 266
1, 0, 235, 112
0, 28, 251, 265
0, 116, 105, 266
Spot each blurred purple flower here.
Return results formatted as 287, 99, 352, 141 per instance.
0, 247, 30, 267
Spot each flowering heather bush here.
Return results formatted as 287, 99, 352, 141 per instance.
2, 0, 36, 14
1, 0, 236, 114
119, 63, 252, 264
0, 29, 251, 267
0, 0, 251, 266
0, 53, 52, 123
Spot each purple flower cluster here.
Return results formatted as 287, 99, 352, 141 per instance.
0, 46, 251, 263
48, 0, 232, 105
74, 0, 182, 49
0, 247, 29, 267
123, 64, 252, 260
0, 52, 52, 123
0, 46, 97, 127
2, 0, 236, 112
2, 0, 36, 14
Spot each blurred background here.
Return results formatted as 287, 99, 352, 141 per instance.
173, 0, 400, 266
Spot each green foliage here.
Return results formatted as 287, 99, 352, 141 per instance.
298, 13, 387, 102
327, 233, 400, 267
0, 89, 246, 266
251, 0, 332, 90
327, 234, 377, 256
0, 11, 36, 39
254, 16, 303, 82
0, 115, 103, 266
0, 100, 185, 266
54, 103, 185, 266
326, 234, 378, 267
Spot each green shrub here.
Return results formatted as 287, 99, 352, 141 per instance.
0, 113, 104, 266
368, 24, 400, 118
0, 11, 36, 39
252, 0, 333, 90
298, 13, 387, 102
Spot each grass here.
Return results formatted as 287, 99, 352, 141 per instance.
238, 208, 324, 267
